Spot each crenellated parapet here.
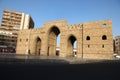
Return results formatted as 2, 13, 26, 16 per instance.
18, 28, 45, 34
66, 24, 83, 29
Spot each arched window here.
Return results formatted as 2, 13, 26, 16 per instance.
102, 35, 107, 40
86, 36, 90, 40
102, 24, 107, 28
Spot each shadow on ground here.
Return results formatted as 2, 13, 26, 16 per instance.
0, 58, 120, 80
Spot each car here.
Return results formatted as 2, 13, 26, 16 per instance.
114, 54, 120, 59
116, 55, 120, 58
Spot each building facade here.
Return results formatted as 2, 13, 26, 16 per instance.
1, 10, 34, 30
114, 36, 120, 54
0, 28, 16, 52
0, 10, 34, 53
16, 20, 113, 59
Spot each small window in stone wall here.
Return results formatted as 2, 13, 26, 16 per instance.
102, 24, 107, 28
102, 45, 104, 48
20, 39, 22, 42
88, 45, 90, 48
26, 39, 28, 42
102, 35, 107, 40
116, 42, 118, 44
86, 36, 90, 40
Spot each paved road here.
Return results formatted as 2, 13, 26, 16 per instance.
0, 53, 116, 63
0, 60, 120, 80
0, 54, 120, 80
0, 53, 118, 64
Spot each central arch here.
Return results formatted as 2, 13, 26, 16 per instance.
67, 35, 77, 57
48, 26, 60, 56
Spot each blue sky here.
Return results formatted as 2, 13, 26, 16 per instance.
0, 0, 120, 38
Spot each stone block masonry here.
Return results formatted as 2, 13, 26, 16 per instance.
16, 20, 113, 60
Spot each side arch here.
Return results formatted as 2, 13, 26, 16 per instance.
35, 37, 42, 55
67, 34, 77, 57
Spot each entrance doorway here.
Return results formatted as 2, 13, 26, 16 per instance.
67, 35, 77, 57
48, 26, 60, 56
36, 37, 41, 55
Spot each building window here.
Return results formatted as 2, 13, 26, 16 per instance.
20, 39, 22, 42
88, 45, 90, 48
102, 35, 107, 40
102, 45, 104, 48
26, 39, 28, 42
86, 36, 90, 40
102, 24, 107, 28
116, 42, 118, 45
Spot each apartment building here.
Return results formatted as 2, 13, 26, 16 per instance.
115, 36, 120, 54
0, 27, 16, 53
0, 10, 34, 53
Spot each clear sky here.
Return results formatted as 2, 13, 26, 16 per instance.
0, 0, 120, 38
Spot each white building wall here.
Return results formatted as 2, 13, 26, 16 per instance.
24, 14, 30, 29
20, 13, 30, 30
20, 13, 25, 30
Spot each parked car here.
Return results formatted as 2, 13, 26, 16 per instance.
114, 54, 120, 59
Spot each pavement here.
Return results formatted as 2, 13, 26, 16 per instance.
0, 54, 120, 80
0, 53, 116, 64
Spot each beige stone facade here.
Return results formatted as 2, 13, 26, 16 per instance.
16, 20, 113, 59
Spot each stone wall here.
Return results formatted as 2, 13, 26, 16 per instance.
16, 20, 113, 59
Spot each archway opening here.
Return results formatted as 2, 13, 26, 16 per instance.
56, 34, 60, 56
67, 35, 77, 57
73, 41, 77, 56
36, 37, 41, 55
48, 26, 60, 56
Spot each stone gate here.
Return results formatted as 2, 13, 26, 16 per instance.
16, 20, 113, 59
